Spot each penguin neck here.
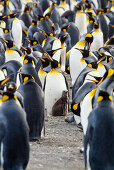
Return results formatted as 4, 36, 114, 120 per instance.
50, 68, 59, 73
98, 100, 113, 107
94, 28, 100, 33
39, 66, 46, 74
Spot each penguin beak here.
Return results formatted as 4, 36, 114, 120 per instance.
39, 58, 46, 62
68, 24, 70, 28
88, 42, 91, 50
21, 47, 27, 51
2, 39, 8, 43
43, 53, 53, 61
26, 39, 31, 43
97, 58, 104, 64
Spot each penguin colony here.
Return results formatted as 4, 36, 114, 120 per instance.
0, 0, 113, 169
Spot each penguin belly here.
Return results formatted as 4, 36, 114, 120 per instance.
60, 46, 66, 72
52, 39, 61, 62
80, 93, 93, 135
75, 12, 87, 36
90, 31, 103, 51
5, 50, 23, 64
38, 69, 47, 89
69, 49, 82, 85
44, 71, 67, 116
12, 18, 22, 49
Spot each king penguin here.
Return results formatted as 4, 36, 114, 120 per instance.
84, 90, 114, 170
0, 89, 29, 169
17, 72, 44, 141
44, 59, 68, 117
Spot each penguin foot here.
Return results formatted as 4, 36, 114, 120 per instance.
80, 147, 84, 154
65, 115, 75, 123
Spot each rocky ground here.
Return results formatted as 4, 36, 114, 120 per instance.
27, 74, 85, 170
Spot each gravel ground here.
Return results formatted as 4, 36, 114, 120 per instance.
27, 74, 85, 170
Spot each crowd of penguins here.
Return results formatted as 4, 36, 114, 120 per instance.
0, 0, 113, 169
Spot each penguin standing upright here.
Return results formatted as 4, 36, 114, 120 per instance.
0, 90, 29, 169
18, 73, 44, 141
84, 90, 114, 170
44, 59, 68, 116
11, 17, 22, 49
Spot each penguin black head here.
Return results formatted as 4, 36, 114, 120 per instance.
61, 24, 70, 32
5, 82, 17, 93
0, 91, 18, 102
88, 62, 98, 69
45, 11, 53, 19
75, 5, 82, 11
76, 49, 91, 58
51, 59, 59, 69
58, 33, 68, 44
3, 28, 11, 34
31, 20, 38, 26
97, 90, 113, 103
85, 33, 93, 49
94, 22, 99, 29
19, 72, 35, 84
85, 2, 93, 9
2, 39, 15, 48
103, 7, 110, 13
89, 17, 95, 23
23, 55, 34, 65
0, 74, 14, 91
21, 47, 33, 54
46, 48, 61, 58
40, 58, 50, 68
37, 15, 45, 21
30, 40, 38, 46
24, 4, 30, 13
8, 12, 18, 19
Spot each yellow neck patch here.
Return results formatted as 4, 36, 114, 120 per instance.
73, 103, 79, 110
89, 88, 97, 97
24, 77, 29, 83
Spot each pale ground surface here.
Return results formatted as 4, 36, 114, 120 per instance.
27, 74, 84, 170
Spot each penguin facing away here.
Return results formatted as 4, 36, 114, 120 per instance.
84, 90, 114, 170
17, 73, 44, 141
0, 90, 29, 170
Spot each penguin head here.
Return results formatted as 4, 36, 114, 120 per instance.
103, 7, 110, 13
51, 59, 59, 69
21, 46, 33, 54
61, 24, 70, 33
19, 72, 35, 84
40, 58, 50, 68
75, 4, 82, 11
45, 11, 53, 19
93, 22, 99, 29
3, 28, 11, 34
85, 33, 93, 50
2, 39, 15, 48
24, 4, 31, 13
23, 55, 35, 65
0, 91, 18, 102
31, 20, 38, 26
37, 15, 45, 21
77, 49, 91, 58
97, 90, 113, 103
5, 82, 17, 93
88, 62, 98, 69
0, 74, 14, 91
85, 1, 93, 9
58, 33, 68, 44
46, 48, 62, 58
8, 12, 18, 19
30, 40, 38, 46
